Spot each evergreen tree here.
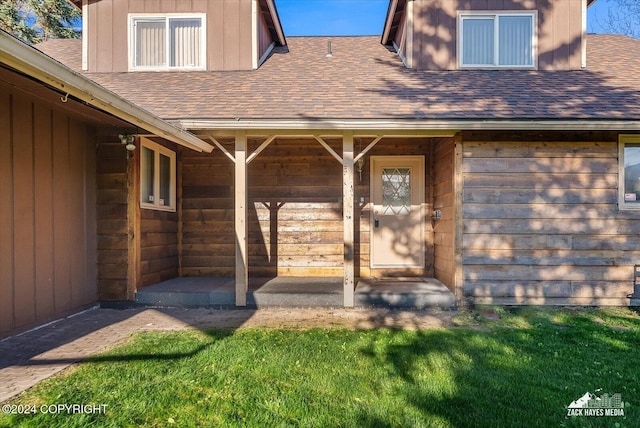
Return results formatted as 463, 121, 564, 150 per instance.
0, 0, 80, 44
595, 0, 640, 39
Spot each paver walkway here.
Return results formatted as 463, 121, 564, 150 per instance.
0, 307, 454, 403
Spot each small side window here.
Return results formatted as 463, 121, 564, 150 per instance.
619, 135, 640, 210
140, 138, 176, 211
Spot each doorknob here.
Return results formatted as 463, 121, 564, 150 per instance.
374, 218, 379, 228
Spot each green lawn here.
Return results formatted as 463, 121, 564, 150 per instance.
1, 307, 639, 427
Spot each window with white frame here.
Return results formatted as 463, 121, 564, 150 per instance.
130, 14, 205, 70
459, 11, 536, 68
619, 135, 640, 210
140, 139, 176, 211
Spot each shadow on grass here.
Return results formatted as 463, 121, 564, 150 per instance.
356, 309, 640, 427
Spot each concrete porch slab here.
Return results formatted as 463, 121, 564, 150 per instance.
356, 278, 456, 309
135, 277, 235, 306
135, 276, 456, 309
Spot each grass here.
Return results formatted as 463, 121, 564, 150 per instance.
1, 307, 639, 427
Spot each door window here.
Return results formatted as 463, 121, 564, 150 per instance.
382, 168, 411, 215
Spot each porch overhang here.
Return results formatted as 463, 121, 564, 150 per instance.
175, 118, 640, 134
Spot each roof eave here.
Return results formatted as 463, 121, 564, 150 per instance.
0, 30, 213, 153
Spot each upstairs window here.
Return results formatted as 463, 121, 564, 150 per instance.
140, 139, 176, 211
459, 12, 536, 68
130, 14, 205, 70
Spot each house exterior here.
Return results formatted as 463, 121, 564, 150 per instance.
3, 0, 640, 336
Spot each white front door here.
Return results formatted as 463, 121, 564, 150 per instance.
370, 156, 425, 268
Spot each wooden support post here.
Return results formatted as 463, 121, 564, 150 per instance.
343, 132, 355, 307
126, 143, 141, 301
453, 133, 464, 306
235, 131, 248, 306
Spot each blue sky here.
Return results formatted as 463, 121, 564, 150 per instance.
276, 0, 615, 37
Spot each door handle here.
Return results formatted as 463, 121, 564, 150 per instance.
374, 218, 379, 228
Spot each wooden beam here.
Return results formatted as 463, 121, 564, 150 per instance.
235, 131, 248, 306
314, 135, 344, 164
208, 135, 236, 163
354, 135, 383, 163
343, 131, 355, 307
126, 142, 141, 301
246, 135, 276, 164
201, 129, 457, 139
453, 133, 464, 306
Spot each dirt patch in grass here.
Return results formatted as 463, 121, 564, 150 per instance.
178, 308, 456, 331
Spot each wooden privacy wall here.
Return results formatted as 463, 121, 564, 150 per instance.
180, 138, 435, 278
462, 132, 634, 305
433, 138, 456, 290
0, 82, 97, 337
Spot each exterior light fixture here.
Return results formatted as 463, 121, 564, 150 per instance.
356, 158, 365, 182
119, 134, 136, 151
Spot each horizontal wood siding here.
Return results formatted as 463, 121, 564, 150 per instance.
138, 142, 179, 288
96, 140, 129, 300
461, 131, 636, 305
87, 0, 254, 72
411, 0, 584, 70
180, 138, 434, 278
140, 209, 179, 286
1, 75, 97, 338
433, 138, 455, 290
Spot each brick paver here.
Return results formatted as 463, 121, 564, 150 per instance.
0, 306, 453, 402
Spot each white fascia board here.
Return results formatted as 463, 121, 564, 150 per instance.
381, 0, 399, 45
0, 31, 213, 153
266, 0, 286, 46
174, 118, 640, 133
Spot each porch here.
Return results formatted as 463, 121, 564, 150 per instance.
97, 131, 463, 308
135, 277, 456, 309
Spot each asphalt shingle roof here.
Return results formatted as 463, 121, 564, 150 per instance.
36, 34, 640, 121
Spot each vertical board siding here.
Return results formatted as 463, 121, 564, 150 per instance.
0, 76, 97, 338
12, 94, 35, 327
33, 105, 55, 320
181, 138, 434, 279
411, 0, 584, 70
433, 138, 456, 290
0, 91, 14, 332
257, 10, 273, 60
461, 134, 636, 305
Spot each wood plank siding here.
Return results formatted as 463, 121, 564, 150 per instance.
86, 0, 274, 72
180, 137, 436, 279
96, 140, 130, 300
461, 131, 635, 305
433, 138, 456, 291
1, 71, 98, 338
403, 0, 584, 70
